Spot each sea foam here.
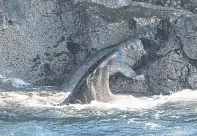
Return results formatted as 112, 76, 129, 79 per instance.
0, 89, 197, 111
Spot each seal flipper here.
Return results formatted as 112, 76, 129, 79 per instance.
109, 59, 138, 78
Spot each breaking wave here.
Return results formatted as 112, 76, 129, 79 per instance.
0, 89, 197, 120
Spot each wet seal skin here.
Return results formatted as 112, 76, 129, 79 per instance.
60, 38, 146, 105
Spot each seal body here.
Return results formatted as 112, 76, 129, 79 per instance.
61, 38, 146, 104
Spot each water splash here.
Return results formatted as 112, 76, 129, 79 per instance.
1, 89, 197, 136
0, 89, 197, 120
0, 74, 30, 88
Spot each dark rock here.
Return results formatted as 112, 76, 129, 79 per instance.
66, 37, 81, 55
175, 16, 197, 60
1, 0, 197, 96
187, 64, 197, 89
147, 51, 189, 94
0, 0, 74, 86
110, 73, 150, 96
59, 1, 136, 64
3, 0, 26, 24
77, 0, 197, 14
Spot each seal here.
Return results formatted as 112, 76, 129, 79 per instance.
60, 38, 146, 104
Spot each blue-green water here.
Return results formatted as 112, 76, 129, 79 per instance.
1, 90, 197, 136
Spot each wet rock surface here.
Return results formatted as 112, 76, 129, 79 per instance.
0, 0, 197, 95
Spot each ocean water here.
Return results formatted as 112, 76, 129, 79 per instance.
1, 89, 197, 136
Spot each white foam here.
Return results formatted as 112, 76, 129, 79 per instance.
74, 89, 196, 111
10, 78, 31, 88
144, 122, 161, 130
0, 74, 4, 79
0, 91, 69, 108
0, 74, 30, 88
0, 89, 197, 112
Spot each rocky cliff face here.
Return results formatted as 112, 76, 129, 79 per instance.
0, 0, 197, 95
0, 0, 73, 86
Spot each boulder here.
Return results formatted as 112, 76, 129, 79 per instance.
147, 51, 189, 94
175, 16, 197, 60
